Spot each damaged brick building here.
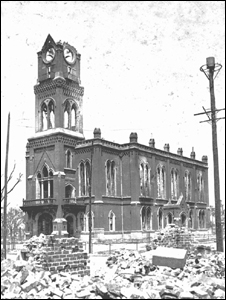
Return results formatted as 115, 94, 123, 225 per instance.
21, 35, 210, 240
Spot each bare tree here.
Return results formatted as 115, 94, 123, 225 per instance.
1, 163, 23, 206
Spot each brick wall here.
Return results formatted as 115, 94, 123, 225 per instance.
23, 236, 90, 276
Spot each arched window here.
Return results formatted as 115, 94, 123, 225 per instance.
106, 160, 116, 196
184, 171, 192, 201
180, 212, 186, 227
48, 100, 55, 129
85, 211, 94, 232
36, 165, 54, 199
167, 213, 173, 225
197, 171, 205, 202
38, 213, 53, 235
40, 99, 55, 131
140, 164, 144, 196
198, 209, 205, 228
85, 161, 91, 195
64, 100, 78, 131
157, 165, 166, 199
65, 150, 72, 168
141, 206, 152, 230
158, 207, 163, 229
64, 100, 70, 129
65, 185, 73, 198
79, 160, 91, 196
78, 212, 85, 231
41, 103, 48, 131
171, 168, 179, 200
66, 216, 74, 237
36, 173, 42, 199
109, 211, 116, 231
71, 104, 76, 129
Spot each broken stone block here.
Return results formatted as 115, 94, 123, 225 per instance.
214, 289, 225, 299
180, 291, 194, 299
152, 247, 187, 269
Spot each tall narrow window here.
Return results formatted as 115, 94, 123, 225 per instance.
171, 168, 179, 200
85, 161, 91, 195
109, 211, 116, 231
184, 171, 192, 201
157, 165, 166, 199
197, 172, 204, 202
66, 150, 72, 168
80, 162, 85, 196
79, 160, 91, 196
64, 101, 70, 128
36, 173, 41, 199
48, 101, 55, 129
65, 185, 73, 198
141, 206, 152, 230
71, 104, 76, 129
106, 160, 116, 196
49, 170, 53, 198
41, 103, 48, 131
158, 208, 163, 229
36, 166, 54, 199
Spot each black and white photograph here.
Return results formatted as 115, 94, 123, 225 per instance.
1, 1, 225, 299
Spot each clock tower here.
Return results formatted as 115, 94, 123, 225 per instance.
22, 35, 85, 237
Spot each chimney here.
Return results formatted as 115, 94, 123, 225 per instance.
202, 155, 208, 164
177, 148, 183, 156
129, 132, 138, 143
93, 128, 101, 139
149, 138, 155, 148
164, 143, 170, 152
190, 147, 196, 159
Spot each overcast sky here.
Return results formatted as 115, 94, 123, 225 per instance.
1, 1, 225, 208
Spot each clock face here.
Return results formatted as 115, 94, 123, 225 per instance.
64, 48, 75, 64
45, 47, 55, 62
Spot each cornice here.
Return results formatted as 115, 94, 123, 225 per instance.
34, 78, 84, 98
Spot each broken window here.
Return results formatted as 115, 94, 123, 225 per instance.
171, 168, 179, 200
106, 160, 116, 196
48, 100, 55, 129
197, 172, 204, 202
64, 100, 78, 130
41, 103, 48, 131
71, 104, 76, 129
157, 165, 166, 199
36, 165, 54, 199
79, 160, 91, 196
167, 213, 173, 224
38, 213, 53, 235
141, 206, 152, 230
41, 99, 55, 131
78, 212, 85, 231
109, 211, 116, 231
64, 100, 70, 128
85, 211, 94, 232
189, 210, 193, 228
65, 150, 72, 168
65, 185, 73, 198
199, 209, 205, 228
184, 171, 192, 201
158, 207, 163, 229
180, 212, 186, 227
66, 216, 74, 237
36, 173, 42, 199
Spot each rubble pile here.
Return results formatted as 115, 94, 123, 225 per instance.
146, 225, 196, 251
1, 246, 225, 299
19, 234, 90, 275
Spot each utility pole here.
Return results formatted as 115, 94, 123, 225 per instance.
88, 141, 94, 254
3, 113, 10, 259
195, 57, 224, 252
